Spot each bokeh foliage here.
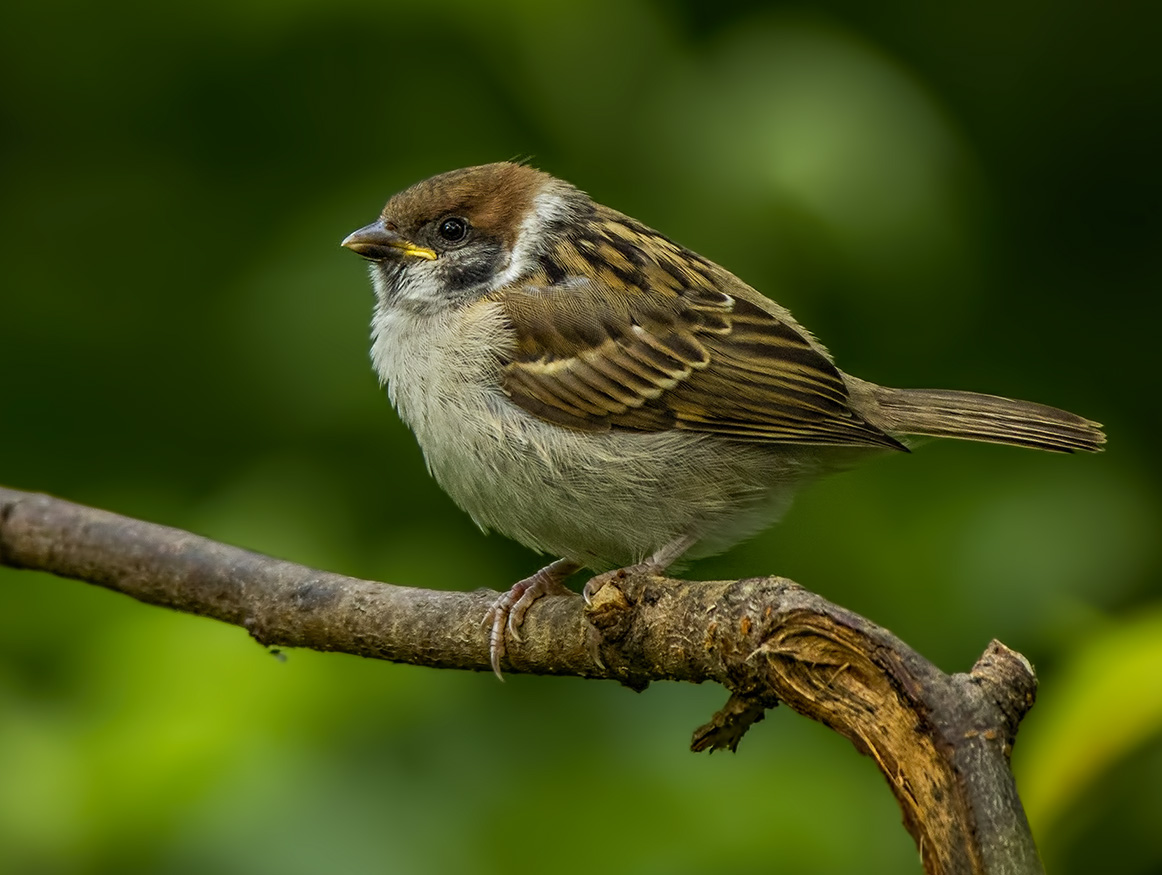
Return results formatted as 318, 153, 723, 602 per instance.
1, 1, 1159, 873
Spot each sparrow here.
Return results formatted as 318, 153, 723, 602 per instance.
342, 162, 1105, 679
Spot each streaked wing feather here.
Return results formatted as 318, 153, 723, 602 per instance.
496, 228, 903, 451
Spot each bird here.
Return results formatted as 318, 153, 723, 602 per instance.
341, 161, 1105, 678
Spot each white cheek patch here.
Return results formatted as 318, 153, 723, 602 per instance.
488, 184, 577, 291
372, 260, 443, 311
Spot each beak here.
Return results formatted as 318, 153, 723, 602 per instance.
341, 220, 437, 261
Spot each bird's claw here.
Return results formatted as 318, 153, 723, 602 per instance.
582, 561, 658, 604
484, 560, 579, 679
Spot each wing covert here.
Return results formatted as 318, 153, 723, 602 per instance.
496, 220, 904, 451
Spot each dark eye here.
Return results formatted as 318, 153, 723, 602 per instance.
437, 216, 469, 243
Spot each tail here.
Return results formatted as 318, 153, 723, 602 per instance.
869, 385, 1106, 453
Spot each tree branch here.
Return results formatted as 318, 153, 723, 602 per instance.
0, 486, 1042, 874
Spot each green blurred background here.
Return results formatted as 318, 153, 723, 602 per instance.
2, 1, 1160, 872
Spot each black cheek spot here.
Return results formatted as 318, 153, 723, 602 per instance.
449, 260, 495, 290
444, 241, 504, 292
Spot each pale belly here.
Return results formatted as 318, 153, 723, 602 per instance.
417, 391, 816, 569
373, 300, 840, 570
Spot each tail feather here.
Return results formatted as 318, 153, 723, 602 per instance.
870, 386, 1106, 453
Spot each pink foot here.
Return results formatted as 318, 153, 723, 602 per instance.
582, 535, 697, 605
582, 561, 659, 604
484, 559, 580, 679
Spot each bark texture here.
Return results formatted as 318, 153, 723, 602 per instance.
0, 486, 1043, 874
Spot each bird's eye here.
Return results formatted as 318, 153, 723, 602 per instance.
437, 217, 469, 243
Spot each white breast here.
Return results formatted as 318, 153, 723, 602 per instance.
371, 296, 812, 570
371, 298, 521, 497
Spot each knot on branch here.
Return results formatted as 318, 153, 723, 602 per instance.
966, 640, 1038, 747
0, 487, 1046, 873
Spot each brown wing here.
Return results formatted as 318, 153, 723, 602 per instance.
496, 220, 905, 450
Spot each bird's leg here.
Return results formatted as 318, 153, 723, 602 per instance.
484, 558, 581, 680
582, 533, 699, 604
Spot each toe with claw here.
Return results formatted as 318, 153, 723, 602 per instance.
483, 558, 579, 679
582, 561, 658, 604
